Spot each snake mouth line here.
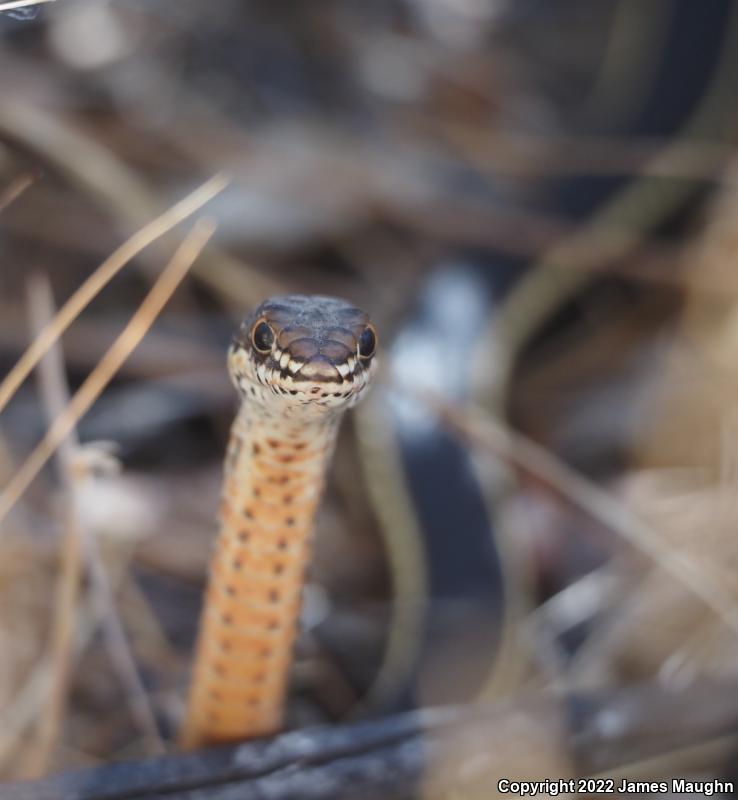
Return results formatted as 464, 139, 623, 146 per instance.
270, 352, 352, 384
229, 352, 372, 403
258, 365, 366, 400
229, 346, 367, 387
256, 359, 358, 387
272, 348, 359, 380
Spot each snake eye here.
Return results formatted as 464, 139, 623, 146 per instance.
358, 325, 377, 360
252, 321, 275, 353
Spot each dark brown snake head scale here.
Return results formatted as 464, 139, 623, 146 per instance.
229, 295, 378, 412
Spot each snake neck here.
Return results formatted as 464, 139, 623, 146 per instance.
181, 402, 341, 748
220, 403, 341, 544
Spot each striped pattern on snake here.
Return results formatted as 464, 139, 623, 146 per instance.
181, 295, 377, 749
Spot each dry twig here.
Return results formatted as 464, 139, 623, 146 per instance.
22, 276, 169, 773
0, 172, 37, 215
420, 392, 738, 641
0, 173, 228, 416
4, 681, 738, 799
0, 0, 56, 11
0, 217, 217, 527
22, 275, 85, 777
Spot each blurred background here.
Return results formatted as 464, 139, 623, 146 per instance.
2, 0, 738, 791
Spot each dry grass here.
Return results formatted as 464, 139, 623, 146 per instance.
0, 0, 56, 11
0, 220, 217, 776
0, 174, 228, 416
0, 218, 217, 527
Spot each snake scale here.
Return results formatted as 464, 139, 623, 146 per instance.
181, 295, 377, 749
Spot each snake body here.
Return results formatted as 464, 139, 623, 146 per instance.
181, 295, 377, 749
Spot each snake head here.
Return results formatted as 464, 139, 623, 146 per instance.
229, 295, 377, 412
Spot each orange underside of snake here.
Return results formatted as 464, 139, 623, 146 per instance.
180, 408, 336, 749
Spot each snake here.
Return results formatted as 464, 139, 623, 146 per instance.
180, 295, 377, 749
